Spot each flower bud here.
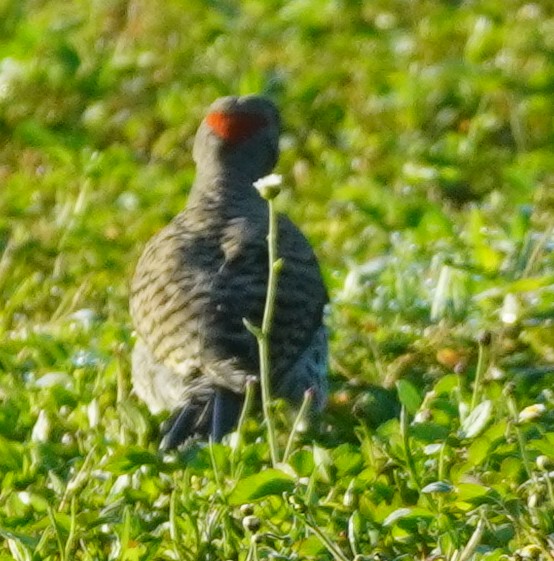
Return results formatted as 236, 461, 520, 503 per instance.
239, 503, 254, 516
242, 515, 261, 533
253, 174, 283, 200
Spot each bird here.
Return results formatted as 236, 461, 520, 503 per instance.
129, 95, 328, 450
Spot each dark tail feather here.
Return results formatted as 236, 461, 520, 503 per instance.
211, 388, 243, 441
159, 388, 243, 450
160, 400, 212, 451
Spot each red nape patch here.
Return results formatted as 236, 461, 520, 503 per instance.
206, 111, 268, 143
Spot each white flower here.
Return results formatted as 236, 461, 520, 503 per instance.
18, 492, 32, 505
0, 58, 25, 100
31, 410, 50, 443
501, 293, 519, 325
253, 174, 283, 200
88, 399, 100, 428
518, 403, 546, 423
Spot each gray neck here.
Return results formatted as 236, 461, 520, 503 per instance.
187, 167, 266, 211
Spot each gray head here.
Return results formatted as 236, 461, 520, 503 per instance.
193, 95, 281, 181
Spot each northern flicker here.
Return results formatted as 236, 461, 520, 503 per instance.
130, 95, 328, 449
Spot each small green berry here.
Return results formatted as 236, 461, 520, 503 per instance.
243, 515, 261, 533
240, 503, 254, 516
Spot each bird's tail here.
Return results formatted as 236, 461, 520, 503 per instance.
160, 388, 243, 450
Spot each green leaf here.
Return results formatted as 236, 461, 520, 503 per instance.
117, 400, 150, 437
296, 534, 326, 557
396, 379, 422, 415
421, 481, 454, 494
0, 436, 24, 471
456, 482, 491, 502
228, 469, 294, 505
383, 507, 434, 528
288, 449, 315, 477
531, 438, 554, 458
103, 447, 160, 474
433, 374, 459, 396
466, 435, 491, 465
0, 529, 39, 550
411, 423, 450, 443
460, 400, 493, 439
332, 443, 363, 477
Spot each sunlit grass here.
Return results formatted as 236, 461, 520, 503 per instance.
1, 0, 554, 559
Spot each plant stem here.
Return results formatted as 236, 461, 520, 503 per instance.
400, 406, 421, 491
456, 513, 485, 561
303, 513, 351, 561
258, 197, 282, 467
470, 342, 487, 411
231, 376, 257, 475
283, 389, 312, 463
506, 394, 535, 483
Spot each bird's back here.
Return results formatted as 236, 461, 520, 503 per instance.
130, 195, 326, 397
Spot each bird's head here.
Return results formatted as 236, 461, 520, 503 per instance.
193, 95, 281, 182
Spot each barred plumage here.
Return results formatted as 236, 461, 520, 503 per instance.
130, 95, 328, 449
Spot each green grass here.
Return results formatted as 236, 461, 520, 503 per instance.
2, 0, 554, 559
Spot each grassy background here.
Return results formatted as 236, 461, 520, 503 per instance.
1, 0, 554, 559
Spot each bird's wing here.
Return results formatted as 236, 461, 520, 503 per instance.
201, 214, 328, 384
130, 214, 327, 393
130, 223, 222, 377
